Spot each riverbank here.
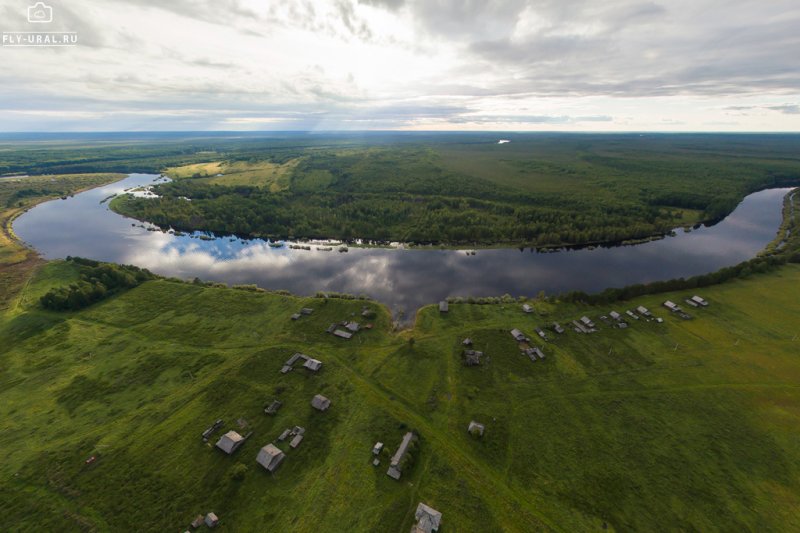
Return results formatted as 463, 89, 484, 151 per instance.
0, 173, 125, 312
760, 187, 799, 256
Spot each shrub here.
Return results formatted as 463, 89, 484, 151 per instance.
41, 258, 155, 311
228, 463, 248, 482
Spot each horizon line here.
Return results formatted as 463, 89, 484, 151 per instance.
1, 130, 800, 135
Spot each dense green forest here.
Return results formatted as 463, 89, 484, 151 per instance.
3, 133, 800, 246
111, 134, 800, 247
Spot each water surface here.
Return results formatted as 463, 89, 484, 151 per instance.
14, 174, 790, 318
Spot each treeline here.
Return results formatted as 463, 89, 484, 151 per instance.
40, 257, 155, 311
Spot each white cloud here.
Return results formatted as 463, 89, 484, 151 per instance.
0, 0, 798, 130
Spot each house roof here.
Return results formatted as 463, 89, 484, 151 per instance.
289, 352, 306, 365
468, 421, 485, 435
414, 503, 442, 532
390, 432, 414, 466
256, 443, 285, 472
311, 394, 331, 411
215, 431, 244, 454
265, 400, 282, 414
303, 358, 323, 372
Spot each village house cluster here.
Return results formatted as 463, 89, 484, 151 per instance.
188, 294, 709, 530
188, 354, 333, 530
514, 295, 710, 338
460, 295, 711, 371
280, 352, 322, 374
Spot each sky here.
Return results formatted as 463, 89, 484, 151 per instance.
0, 0, 799, 132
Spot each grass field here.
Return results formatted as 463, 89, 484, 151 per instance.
1, 257, 799, 532
165, 159, 300, 192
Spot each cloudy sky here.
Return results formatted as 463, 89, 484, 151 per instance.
1, 0, 799, 131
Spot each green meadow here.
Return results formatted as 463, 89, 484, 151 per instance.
1, 258, 799, 532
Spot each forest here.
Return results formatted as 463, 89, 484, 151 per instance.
108, 133, 800, 247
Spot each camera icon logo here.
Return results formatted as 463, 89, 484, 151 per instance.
28, 2, 53, 23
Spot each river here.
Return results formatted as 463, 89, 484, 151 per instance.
13, 173, 791, 319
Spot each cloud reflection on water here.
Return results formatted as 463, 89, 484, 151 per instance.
13, 174, 790, 318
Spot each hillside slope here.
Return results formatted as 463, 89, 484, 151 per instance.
1, 262, 799, 532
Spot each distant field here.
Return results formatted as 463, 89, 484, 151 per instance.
165, 159, 300, 192
1, 257, 799, 531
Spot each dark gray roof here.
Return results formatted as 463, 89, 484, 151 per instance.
303, 358, 323, 372
215, 431, 244, 454
256, 443, 285, 472
265, 400, 282, 414
390, 432, 414, 467
414, 503, 442, 532
311, 394, 331, 411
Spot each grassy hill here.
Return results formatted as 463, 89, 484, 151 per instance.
2, 259, 799, 532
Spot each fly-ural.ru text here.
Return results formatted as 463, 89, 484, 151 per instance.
2, 32, 78, 46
